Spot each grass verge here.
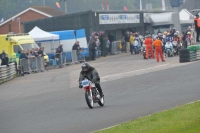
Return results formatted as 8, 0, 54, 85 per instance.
95, 100, 200, 133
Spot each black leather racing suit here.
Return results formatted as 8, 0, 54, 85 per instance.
79, 67, 103, 96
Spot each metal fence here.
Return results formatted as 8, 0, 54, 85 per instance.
48, 50, 86, 68
71, 50, 86, 64
0, 63, 16, 83
111, 41, 121, 55
20, 56, 45, 73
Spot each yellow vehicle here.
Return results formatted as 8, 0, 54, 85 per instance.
0, 33, 49, 63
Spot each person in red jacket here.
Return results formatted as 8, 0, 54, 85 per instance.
153, 37, 165, 62
144, 35, 154, 59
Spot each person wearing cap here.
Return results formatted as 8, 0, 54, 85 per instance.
153, 36, 165, 62
194, 14, 200, 42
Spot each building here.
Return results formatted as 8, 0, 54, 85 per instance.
24, 10, 169, 41
0, 6, 65, 34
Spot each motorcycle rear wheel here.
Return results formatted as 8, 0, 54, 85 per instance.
168, 52, 171, 57
85, 91, 94, 109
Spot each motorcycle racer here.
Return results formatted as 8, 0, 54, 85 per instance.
79, 62, 104, 97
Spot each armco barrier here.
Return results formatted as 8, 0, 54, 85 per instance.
179, 44, 200, 63
0, 63, 16, 83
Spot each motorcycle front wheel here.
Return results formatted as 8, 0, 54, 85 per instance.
85, 91, 94, 109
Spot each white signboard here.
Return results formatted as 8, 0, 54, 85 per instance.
99, 14, 140, 24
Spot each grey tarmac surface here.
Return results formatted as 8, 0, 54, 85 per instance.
0, 54, 200, 133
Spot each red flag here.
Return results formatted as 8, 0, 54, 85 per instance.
124, 6, 128, 11
56, 2, 60, 8
100, 0, 104, 10
106, 0, 109, 10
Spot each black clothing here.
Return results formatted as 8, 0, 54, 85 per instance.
196, 30, 200, 42
79, 67, 103, 96
56, 46, 63, 53
1, 52, 6, 60
72, 44, 80, 50
89, 41, 96, 60
89, 40, 96, 50
38, 50, 44, 57
19, 53, 28, 59
182, 33, 186, 41
79, 67, 100, 82
108, 34, 114, 43
186, 30, 191, 35
1, 57, 9, 66
125, 35, 130, 42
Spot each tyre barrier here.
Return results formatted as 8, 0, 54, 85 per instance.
179, 44, 200, 63
0, 63, 16, 83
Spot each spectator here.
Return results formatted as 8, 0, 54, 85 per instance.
181, 32, 187, 48
30, 49, 35, 57
72, 41, 81, 60
1, 54, 9, 66
26, 50, 30, 57
194, 14, 200, 42
1, 50, 6, 64
33, 48, 39, 57
99, 33, 104, 56
108, 32, 114, 54
72, 41, 80, 50
186, 26, 192, 36
106, 38, 110, 55
89, 38, 97, 60
38, 47, 44, 57
129, 33, 134, 54
95, 36, 101, 58
20, 50, 28, 59
56, 44, 63, 67
125, 31, 130, 53
56, 43, 63, 54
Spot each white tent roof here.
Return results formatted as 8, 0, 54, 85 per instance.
179, 9, 195, 24
29, 26, 59, 41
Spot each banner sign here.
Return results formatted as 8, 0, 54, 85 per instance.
99, 14, 140, 24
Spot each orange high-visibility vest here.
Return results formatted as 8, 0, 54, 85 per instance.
198, 19, 200, 27
194, 18, 200, 28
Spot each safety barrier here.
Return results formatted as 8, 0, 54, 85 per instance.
20, 56, 45, 73
0, 63, 16, 83
179, 44, 200, 63
111, 41, 121, 55
48, 51, 86, 67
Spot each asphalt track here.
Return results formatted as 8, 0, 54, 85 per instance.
0, 54, 200, 133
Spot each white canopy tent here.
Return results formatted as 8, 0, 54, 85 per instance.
29, 26, 60, 54
29, 26, 59, 41
179, 9, 195, 24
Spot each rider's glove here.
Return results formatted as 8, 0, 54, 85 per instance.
79, 84, 83, 89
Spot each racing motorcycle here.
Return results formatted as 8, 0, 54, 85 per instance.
142, 44, 153, 59
165, 41, 173, 57
133, 40, 140, 54
172, 41, 178, 56
81, 78, 104, 109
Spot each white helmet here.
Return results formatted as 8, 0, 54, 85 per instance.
176, 31, 179, 35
